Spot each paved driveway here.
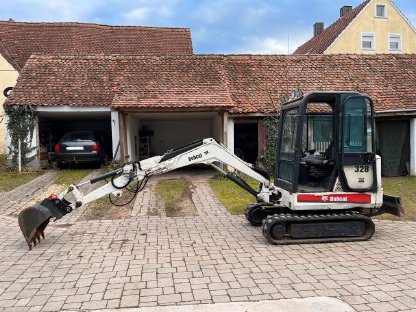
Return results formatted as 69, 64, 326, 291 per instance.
1, 170, 416, 311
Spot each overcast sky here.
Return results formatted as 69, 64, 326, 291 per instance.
0, 0, 415, 54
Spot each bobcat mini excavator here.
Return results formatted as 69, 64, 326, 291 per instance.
18, 92, 404, 250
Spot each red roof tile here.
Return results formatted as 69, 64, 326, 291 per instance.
0, 20, 193, 70
293, 0, 370, 54
5, 54, 416, 113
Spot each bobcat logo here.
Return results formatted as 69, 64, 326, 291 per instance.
188, 153, 202, 162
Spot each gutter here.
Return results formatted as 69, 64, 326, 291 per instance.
375, 109, 416, 117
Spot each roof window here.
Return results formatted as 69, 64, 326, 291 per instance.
375, 4, 387, 18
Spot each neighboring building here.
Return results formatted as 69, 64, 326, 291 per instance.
0, 20, 193, 153
294, 0, 416, 54
4, 54, 416, 177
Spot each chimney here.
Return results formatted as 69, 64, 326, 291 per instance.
313, 22, 324, 37
340, 5, 353, 17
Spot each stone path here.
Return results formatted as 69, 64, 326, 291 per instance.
0, 169, 416, 311
0, 171, 59, 216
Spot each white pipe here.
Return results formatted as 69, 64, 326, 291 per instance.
18, 138, 21, 172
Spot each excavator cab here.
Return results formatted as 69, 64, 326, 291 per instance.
275, 92, 376, 194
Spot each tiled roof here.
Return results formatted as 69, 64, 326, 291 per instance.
293, 0, 370, 54
0, 20, 193, 70
5, 54, 416, 113
6, 54, 234, 111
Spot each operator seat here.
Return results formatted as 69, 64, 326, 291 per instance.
302, 141, 335, 189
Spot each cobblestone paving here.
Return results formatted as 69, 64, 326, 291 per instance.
1, 169, 416, 311
0, 171, 59, 216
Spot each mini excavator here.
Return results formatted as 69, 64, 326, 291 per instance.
18, 92, 404, 250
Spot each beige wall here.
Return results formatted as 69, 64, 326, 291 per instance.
0, 55, 18, 154
326, 0, 416, 54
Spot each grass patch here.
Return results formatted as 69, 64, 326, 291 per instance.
0, 153, 6, 167
0, 171, 44, 192
209, 174, 416, 220
156, 178, 197, 217
379, 176, 416, 221
79, 182, 136, 220
0, 154, 44, 192
53, 169, 93, 189
209, 175, 258, 215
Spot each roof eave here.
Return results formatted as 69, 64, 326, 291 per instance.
375, 109, 416, 117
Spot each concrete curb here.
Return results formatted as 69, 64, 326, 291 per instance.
89, 297, 354, 312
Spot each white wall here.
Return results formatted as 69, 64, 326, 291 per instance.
227, 118, 235, 152
141, 119, 212, 155
126, 115, 140, 161
212, 113, 223, 143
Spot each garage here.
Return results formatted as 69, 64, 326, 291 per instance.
377, 119, 411, 176
125, 112, 223, 161
37, 108, 112, 167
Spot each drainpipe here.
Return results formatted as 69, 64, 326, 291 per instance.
410, 118, 416, 176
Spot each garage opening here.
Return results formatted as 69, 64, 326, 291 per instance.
127, 112, 222, 161
234, 122, 258, 164
38, 112, 112, 167
377, 119, 410, 176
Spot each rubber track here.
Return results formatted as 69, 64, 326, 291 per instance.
262, 212, 375, 245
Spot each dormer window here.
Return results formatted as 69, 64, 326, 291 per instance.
375, 4, 387, 18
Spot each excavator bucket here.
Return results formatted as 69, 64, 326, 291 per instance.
18, 195, 72, 250
18, 204, 52, 250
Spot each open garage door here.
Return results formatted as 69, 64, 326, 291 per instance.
377, 119, 410, 176
127, 112, 222, 161
38, 111, 112, 167
234, 122, 259, 164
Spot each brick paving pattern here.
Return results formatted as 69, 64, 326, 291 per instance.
0, 171, 59, 216
1, 169, 416, 311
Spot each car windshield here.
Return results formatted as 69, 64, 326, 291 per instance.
61, 132, 94, 142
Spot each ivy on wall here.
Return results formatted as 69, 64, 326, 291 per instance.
258, 116, 279, 175
4, 105, 37, 166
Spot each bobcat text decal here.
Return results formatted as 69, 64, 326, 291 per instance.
188, 153, 202, 162
297, 194, 371, 204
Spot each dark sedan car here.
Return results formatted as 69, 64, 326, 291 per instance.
51, 131, 110, 168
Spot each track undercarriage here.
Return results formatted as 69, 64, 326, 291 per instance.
245, 204, 375, 244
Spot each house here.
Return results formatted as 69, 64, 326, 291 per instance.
0, 20, 193, 154
294, 0, 416, 55
4, 53, 416, 177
